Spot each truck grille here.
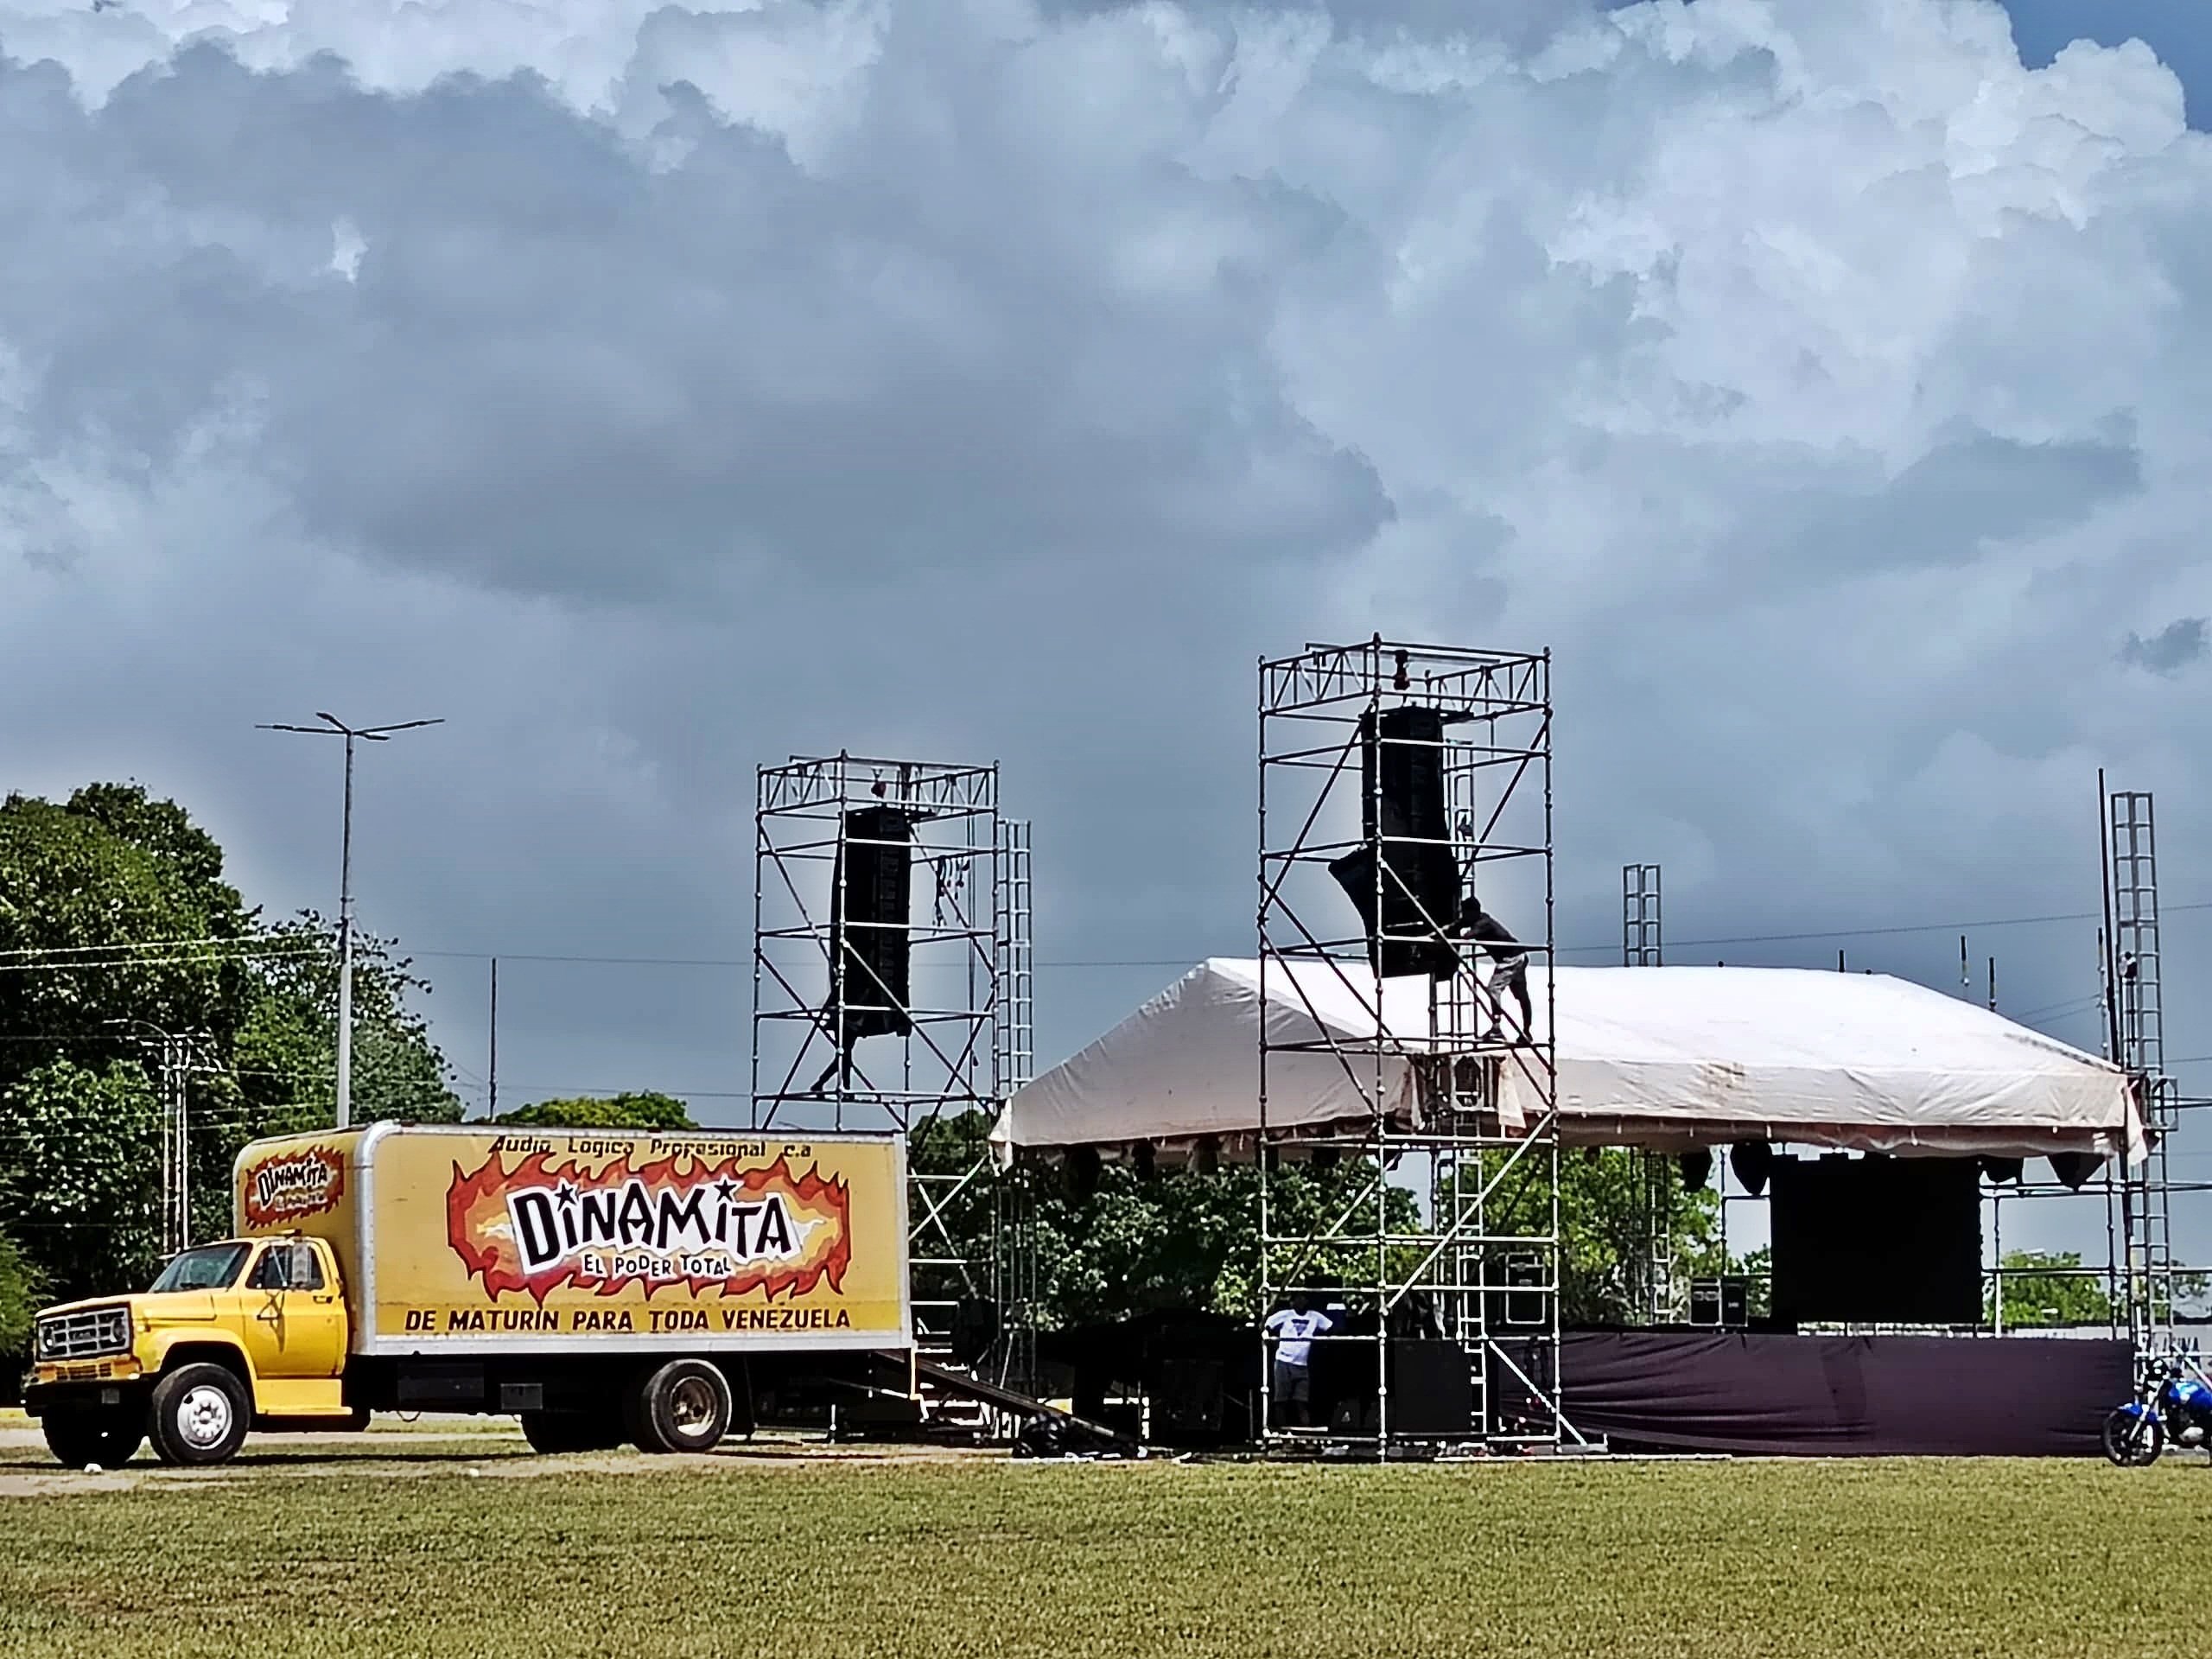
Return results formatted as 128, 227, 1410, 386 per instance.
37, 1306, 132, 1362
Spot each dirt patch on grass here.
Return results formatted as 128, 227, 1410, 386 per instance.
0, 1421, 1003, 1492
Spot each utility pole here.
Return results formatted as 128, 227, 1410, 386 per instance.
488, 956, 499, 1119
258, 712, 443, 1128
110, 1020, 207, 1254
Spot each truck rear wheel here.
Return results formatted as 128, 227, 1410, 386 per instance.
631, 1360, 733, 1454
148, 1363, 251, 1466
42, 1410, 144, 1470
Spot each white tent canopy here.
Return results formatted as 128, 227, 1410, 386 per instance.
990, 959, 2144, 1164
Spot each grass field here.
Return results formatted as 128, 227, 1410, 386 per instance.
0, 1428, 2202, 1658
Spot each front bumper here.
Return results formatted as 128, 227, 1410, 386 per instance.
23, 1362, 149, 1420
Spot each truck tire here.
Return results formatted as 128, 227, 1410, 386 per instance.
519, 1409, 623, 1455
42, 1410, 144, 1470
148, 1363, 251, 1466
631, 1359, 733, 1454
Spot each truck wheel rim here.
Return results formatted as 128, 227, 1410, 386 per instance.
178, 1384, 233, 1448
670, 1377, 718, 1440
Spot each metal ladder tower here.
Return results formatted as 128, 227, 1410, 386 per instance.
1621, 863, 1675, 1324
2108, 788, 2177, 1344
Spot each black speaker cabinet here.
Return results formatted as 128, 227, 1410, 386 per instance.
829, 804, 913, 1039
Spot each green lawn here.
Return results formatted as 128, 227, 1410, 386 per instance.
0, 1443, 2199, 1657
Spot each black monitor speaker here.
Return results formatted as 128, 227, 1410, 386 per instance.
1769, 1154, 1981, 1325
1326, 707, 1460, 979
829, 805, 913, 1040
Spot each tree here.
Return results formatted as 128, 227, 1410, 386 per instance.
0, 786, 254, 1077
187, 912, 464, 1241
0, 1058, 163, 1299
0, 1224, 44, 1360
1441, 1147, 1723, 1325
0, 784, 461, 1287
491, 1093, 696, 1132
912, 1112, 1419, 1328
1988, 1250, 2112, 1329
913, 1119, 1731, 1332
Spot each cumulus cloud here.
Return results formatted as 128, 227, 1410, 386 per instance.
3, 0, 2212, 1244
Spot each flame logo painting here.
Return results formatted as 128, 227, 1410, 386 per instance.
446, 1151, 852, 1304
242, 1146, 346, 1226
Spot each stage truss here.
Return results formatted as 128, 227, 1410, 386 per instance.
1257, 638, 1571, 1455
1688, 777, 2203, 1346
751, 753, 1034, 1398
1619, 863, 1680, 1325
1986, 779, 2203, 1347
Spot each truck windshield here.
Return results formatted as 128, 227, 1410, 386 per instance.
148, 1243, 251, 1293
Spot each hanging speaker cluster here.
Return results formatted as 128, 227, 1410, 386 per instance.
1326, 707, 1461, 979
828, 804, 914, 1041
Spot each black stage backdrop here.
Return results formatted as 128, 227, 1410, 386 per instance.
1548, 1331, 2130, 1457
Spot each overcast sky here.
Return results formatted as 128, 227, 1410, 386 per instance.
3, 0, 2209, 1254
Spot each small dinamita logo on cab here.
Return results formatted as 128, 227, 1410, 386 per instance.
242, 1145, 346, 1225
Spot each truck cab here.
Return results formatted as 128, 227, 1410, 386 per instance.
25, 1233, 356, 1468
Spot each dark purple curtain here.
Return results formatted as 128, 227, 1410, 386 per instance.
1555, 1332, 2130, 1457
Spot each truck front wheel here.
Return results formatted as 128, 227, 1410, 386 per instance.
632, 1360, 733, 1454
148, 1363, 251, 1466
42, 1409, 144, 1470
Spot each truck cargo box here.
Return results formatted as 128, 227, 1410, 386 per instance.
234, 1124, 911, 1357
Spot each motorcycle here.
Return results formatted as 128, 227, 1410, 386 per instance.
2102, 1351, 2212, 1466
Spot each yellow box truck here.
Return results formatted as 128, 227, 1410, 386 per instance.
22, 1123, 911, 1466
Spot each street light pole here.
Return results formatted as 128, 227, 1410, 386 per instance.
338, 728, 357, 1131
259, 712, 443, 1129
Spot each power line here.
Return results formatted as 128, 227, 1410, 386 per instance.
399, 898, 2212, 974
0, 933, 286, 961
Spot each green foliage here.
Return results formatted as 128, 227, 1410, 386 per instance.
0, 1058, 162, 1299
913, 1113, 1423, 1328
1433, 1147, 1724, 1325
493, 1093, 696, 1131
0, 783, 461, 1294
0, 1224, 43, 1357
1988, 1250, 2112, 1329
913, 1121, 1730, 1332
0, 785, 252, 1056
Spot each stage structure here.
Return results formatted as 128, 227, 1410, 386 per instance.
2106, 783, 2183, 1345
1620, 864, 1678, 1325
1979, 778, 2205, 1345
1257, 638, 1566, 1455
751, 753, 1034, 1399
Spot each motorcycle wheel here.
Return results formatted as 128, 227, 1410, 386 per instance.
2102, 1408, 2164, 1467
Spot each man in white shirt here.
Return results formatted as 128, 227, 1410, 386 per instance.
1264, 1294, 1335, 1428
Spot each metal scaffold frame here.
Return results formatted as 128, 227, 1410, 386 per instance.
751, 753, 1034, 1398
1974, 775, 2207, 1344
1619, 863, 1678, 1325
2105, 783, 2183, 1346
1256, 637, 1569, 1456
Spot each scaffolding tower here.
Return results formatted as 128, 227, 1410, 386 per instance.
1622, 864, 1662, 968
1620, 864, 1677, 1325
2107, 784, 2178, 1346
751, 754, 1032, 1396
1257, 638, 1568, 1455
